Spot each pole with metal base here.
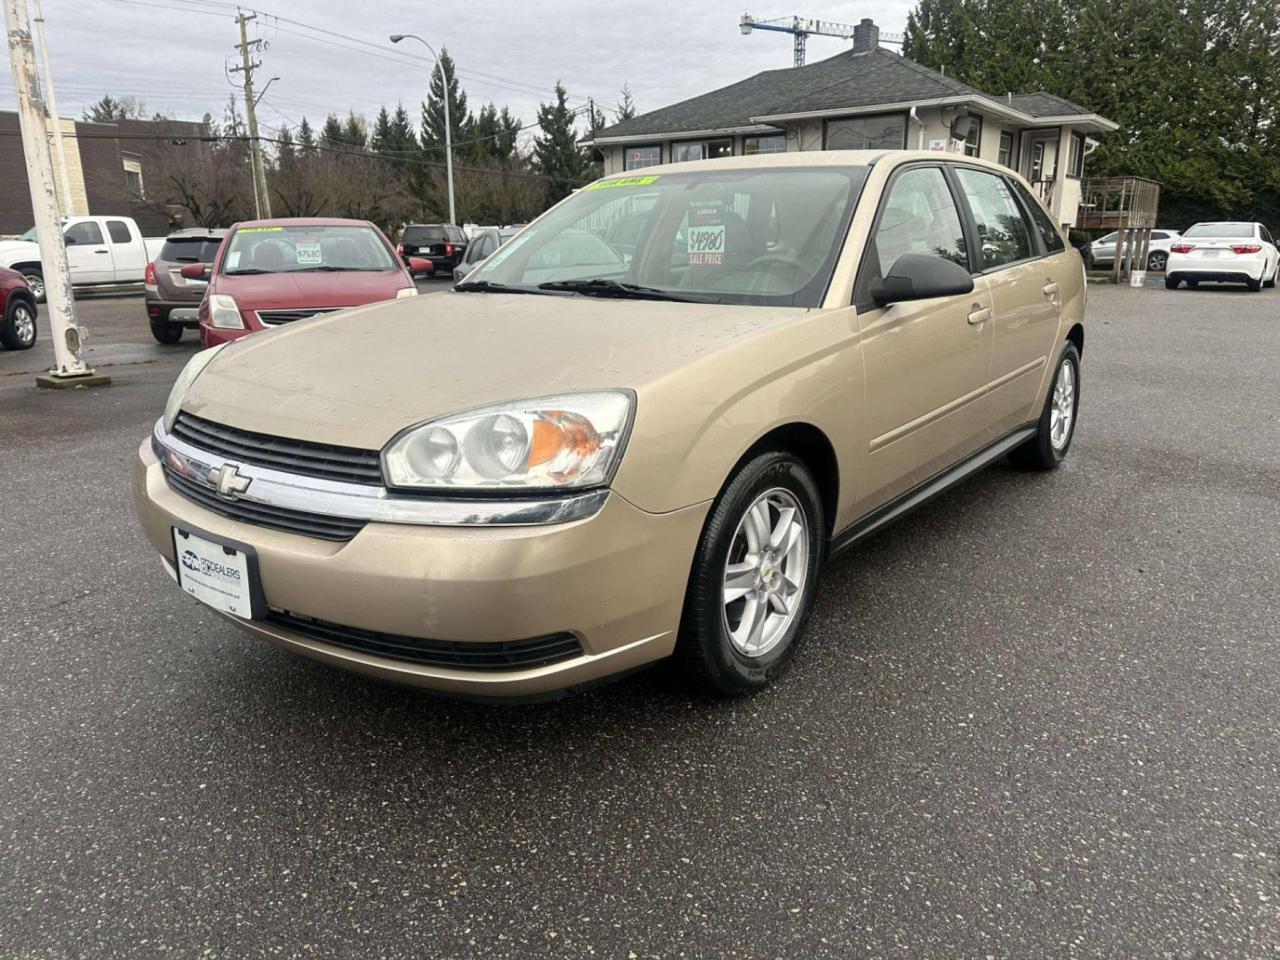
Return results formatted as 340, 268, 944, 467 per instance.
4, 0, 108, 387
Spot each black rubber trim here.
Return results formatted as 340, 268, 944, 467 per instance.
264, 608, 583, 670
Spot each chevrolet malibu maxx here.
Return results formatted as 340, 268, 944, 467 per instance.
134, 151, 1084, 699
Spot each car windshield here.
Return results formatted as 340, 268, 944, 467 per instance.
1182, 222, 1254, 239
461, 167, 869, 307
161, 237, 223, 263
18, 226, 37, 242
221, 224, 396, 274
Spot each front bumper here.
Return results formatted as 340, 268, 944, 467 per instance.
132, 439, 708, 698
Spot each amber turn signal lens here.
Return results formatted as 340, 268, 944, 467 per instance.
529, 412, 600, 479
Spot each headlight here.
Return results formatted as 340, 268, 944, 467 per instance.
163, 343, 227, 430
208, 294, 244, 329
395, 286, 418, 299
383, 391, 634, 491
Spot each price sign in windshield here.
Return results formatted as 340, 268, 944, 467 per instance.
688, 223, 725, 266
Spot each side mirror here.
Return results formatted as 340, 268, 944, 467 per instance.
180, 263, 211, 280
870, 253, 974, 306
407, 256, 433, 276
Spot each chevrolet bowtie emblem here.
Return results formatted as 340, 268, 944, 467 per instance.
207, 463, 252, 500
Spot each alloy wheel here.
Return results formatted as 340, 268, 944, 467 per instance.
1050, 358, 1076, 451
1148, 251, 1167, 271
23, 274, 44, 301
12, 303, 35, 345
721, 487, 810, 658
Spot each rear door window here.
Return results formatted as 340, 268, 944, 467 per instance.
106, 220, 132, 244
954, 168, 1034, 269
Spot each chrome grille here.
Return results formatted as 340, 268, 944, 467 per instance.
171, 413, 383, 486
256, 307, 340, 325
265, 608, 583, 669
162, 465, 367, 541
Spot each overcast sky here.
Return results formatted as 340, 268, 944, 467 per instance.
3, 0, 916, 140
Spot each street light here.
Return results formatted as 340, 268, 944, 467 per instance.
390, 32, 456, 226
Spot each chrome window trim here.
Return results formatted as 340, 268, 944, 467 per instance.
153, 419, 609, 527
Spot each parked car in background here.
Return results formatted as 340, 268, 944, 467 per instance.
399, 223, 467, 273
1090, 228, 1181, 271
452, 226, 521, 282
1165, 222, 1279, 291
145, 227, 226, 344
0, 266, 38, 350
195, 218, 430, 347
136, 151, 1085, 700
0, 216, 165, 302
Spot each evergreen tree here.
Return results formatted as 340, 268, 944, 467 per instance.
495, 107, 521, 161
82, 94, 146, 122
616, 83, 637, 121
341, 111, 368, 150
370, 107, 394, 155
296, 116, 317, 157
320, 113, 345, 149
533, 82, 592, 204
421, 49, 470, 161
276, 126, 296, 166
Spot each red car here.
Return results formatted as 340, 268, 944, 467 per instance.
191, 218, 431, 347
0, 265, 38, 350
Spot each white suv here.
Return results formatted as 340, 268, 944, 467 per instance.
1165, 222, 1280, 292
1090, 228, 1181, 272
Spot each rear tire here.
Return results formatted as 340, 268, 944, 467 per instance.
150, 320, 183, 344
1186, 279, 1199, 289
675, 451, 825, 696
1011, 342, 1080, 471
1, 297, 37, 349
1165, 276, 1179, 290
1246, 275, 1262, 292
21, 269, 45, 303
1147, 250, 1168, 272
1265, 263, 1277, 288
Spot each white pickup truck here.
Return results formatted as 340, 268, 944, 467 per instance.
0, 216, 166, 302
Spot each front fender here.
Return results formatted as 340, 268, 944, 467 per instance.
611, 309, 865, 529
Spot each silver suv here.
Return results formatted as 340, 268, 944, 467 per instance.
145, 228, 226, 344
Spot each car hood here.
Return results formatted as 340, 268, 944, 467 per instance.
213, 269, 410, 309
0, 240, 39, 265
182, 290, 808, 449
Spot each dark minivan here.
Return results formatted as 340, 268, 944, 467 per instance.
398, 223, 468, 272
145, 228, 226, 343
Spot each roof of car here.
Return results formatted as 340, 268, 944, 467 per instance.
592, 148, 1013, 178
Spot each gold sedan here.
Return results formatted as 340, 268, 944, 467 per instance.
133, 151, 1084, 699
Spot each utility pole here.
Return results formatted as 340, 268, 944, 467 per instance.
30, 0, 71, 216
4, 0, 106, 387
230, 10, 271, 219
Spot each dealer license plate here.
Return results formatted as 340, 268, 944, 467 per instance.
172, 527, 254, 618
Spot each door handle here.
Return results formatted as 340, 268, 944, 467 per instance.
94, 248, 109, 254
1043, 280, 1060, 297
966, 304, 991, 325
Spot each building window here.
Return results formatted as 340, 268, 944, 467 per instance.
997, 131, 1014, 168
624, 145, 661, 171
744, 134, 787, 155
1067, 132, 1086, 178
824, 113, 906, 150
672, 138, 733, 163
963, 116, 982, 157
122, 155, 144, 200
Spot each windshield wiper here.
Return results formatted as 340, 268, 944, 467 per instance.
224, 268, 269, 275
454, 279, 547, 295
536, 278, 718, 303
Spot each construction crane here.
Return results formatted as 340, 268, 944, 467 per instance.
739, 13, 903, 67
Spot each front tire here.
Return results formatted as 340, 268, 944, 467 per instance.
150, 320, 183, 344
1, 297, 37, 349
1012, 342, 1080, 470
676, 451, 825, 696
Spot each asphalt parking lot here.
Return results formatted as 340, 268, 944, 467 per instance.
2, 280, 1278, 958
